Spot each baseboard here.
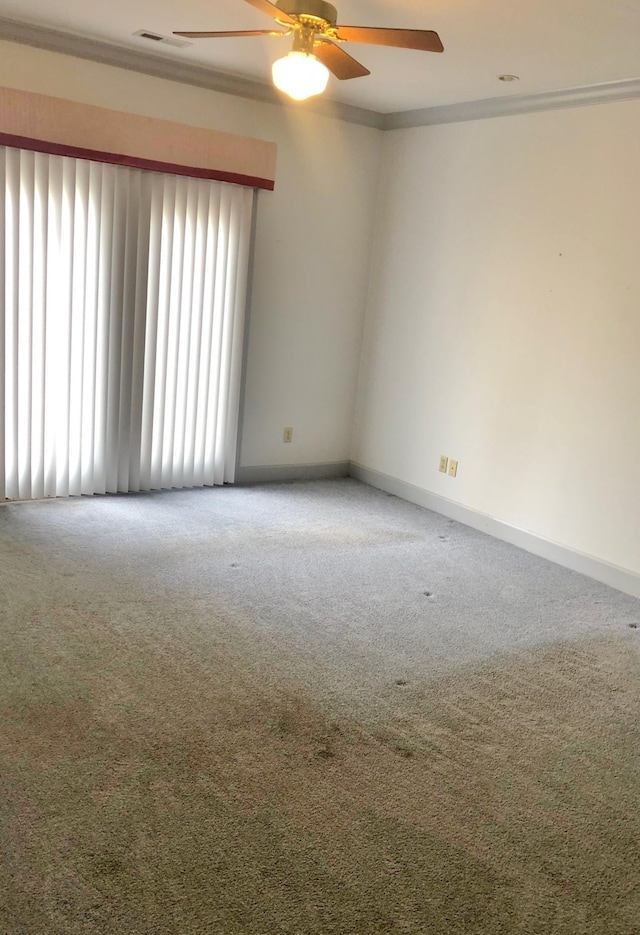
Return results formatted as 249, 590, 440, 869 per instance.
349, 462, 640, 600
235, 461, 350, 485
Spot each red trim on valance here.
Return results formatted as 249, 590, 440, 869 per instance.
0, 132, 275, 191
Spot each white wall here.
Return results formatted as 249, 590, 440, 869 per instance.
353, 101, 640, 576
6, 40, 639, 579
0, 40, 382, 471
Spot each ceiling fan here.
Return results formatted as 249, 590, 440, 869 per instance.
175, 0, 444, 101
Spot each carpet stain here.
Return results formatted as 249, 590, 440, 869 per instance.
269, 698, 344, 762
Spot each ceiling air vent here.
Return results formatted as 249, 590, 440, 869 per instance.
133, 30, 192, 49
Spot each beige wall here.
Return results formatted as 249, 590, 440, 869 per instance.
0, 39, 382, 471
353, 100, 640, 576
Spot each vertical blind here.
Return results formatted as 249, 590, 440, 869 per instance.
0, 147, 253, 501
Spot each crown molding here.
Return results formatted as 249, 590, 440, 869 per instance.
2, 16, 640, 133
382, 77, 640, 130
0, 16, 385, 130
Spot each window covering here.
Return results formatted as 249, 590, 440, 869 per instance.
0, 86, 277, 191
0, 145, 254, 500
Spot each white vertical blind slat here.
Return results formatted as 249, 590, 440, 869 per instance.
4, 149, 20, 500
31, 153, 49, 499
17, 151, 35, 500
193, 185, 220, 489
162, 177, 187, 488
104, 171, 127, 494
56, 157, 76, 498
205, 189, 231, 487
149, 177, 175, 491
127, 171, 153, 493
117, 169, 143, 493
183, 184, 209, 489
81, 161, 98, 495
224, 187, 254, 483
174, 179, 199, 488
213, 187, 238, 488
68, 159, 89, 497
43, 157, 63, 498
0, 147, 253, 501
138, 180, 163, 492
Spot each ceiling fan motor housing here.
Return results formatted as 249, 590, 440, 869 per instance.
275, 0, 338, 28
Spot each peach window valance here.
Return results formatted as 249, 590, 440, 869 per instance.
0, 86, 277, 190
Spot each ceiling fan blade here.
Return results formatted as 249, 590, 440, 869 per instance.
313, 40, 370, 80
174, 29, 288, 38
242, 0, 296, 25
335, 26, 444, 53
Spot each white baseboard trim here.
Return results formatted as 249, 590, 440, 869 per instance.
349, 462, 640, 600
236, 461, 350, 485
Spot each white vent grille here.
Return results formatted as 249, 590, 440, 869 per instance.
133, 30, 192, 49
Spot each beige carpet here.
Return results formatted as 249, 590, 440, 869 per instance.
1, 480, 640, 933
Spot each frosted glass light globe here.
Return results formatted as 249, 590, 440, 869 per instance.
272, 51, 330, 101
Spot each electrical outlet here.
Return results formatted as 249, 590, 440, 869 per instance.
448, 459, 458, 478
283, 427, 293, 443
439, 456, 448, 473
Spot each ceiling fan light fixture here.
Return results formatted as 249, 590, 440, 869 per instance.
272, 50, 330, 100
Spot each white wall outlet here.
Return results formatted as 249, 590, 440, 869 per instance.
448, 459, 458, 477
283, 427, 293, 443
439, 455, 448, 473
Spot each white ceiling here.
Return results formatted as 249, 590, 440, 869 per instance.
1, 0, 640, 115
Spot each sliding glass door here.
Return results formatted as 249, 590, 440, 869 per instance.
0, 147, 253, 500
